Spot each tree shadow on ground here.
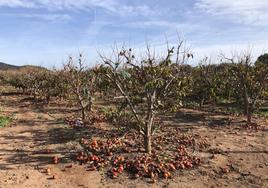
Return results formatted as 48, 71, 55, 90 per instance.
0, 113, 129, 170
0, 126, 79, 170
0, 148, 76, 170
0, 93, 81, 169
225, 150, 268, 154
174, 111, 206, 123
161, 109, 235, 131
0, 92, 23, 96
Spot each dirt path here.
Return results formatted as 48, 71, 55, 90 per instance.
0, 94, 105, 188
0, 94, 268, 188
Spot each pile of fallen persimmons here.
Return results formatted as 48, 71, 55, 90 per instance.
69, 124, 209, 183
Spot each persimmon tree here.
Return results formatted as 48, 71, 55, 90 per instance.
94, 65, 116, 100
222, 52, 268, 124
189, 58, 219, 108
256, 54, 268, 99
100, 42, 192, 154
213, 63, 236, 102
5, 68, 41, 97
64, 54, 97, 121
36, 70, 68, 104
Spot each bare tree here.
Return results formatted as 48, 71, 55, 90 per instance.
64, 54, 96, 121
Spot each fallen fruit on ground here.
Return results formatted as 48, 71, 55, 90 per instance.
52, 156, 59, 164
45, 168, 51, 174
71, 127, 209, 182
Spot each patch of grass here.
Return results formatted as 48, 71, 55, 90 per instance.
255, 107, 268, 117
0, 115, 12, 128
36, 114, 43, 119
217, 98, 235, 105
226, 106, 241, 114
184, 101, 200, 108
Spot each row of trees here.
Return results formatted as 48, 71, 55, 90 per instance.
1, 42, 267, 154
187, 54, 268, 119
1, 67, 68, 102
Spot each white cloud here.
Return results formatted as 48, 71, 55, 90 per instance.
0, 0, 154, 17
118, 4, 156, 17
28, 14, 72, 22
195, 0, 268, 26
1, 13, 72, 22
0, 0, 35, 8
37, 0, 117, 11
124, 21, 205, 36
193, 40, 268, 64
126, 21, 187, 29
0, 0, 115, 9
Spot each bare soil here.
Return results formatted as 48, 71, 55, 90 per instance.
0, 94, 267, 188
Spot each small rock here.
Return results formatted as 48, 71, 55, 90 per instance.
258, 164, 264, 168
230, 164, 240, 172
52, 175, 58, 179
210, 154, 216, 159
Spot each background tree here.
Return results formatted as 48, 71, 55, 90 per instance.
64, 54, 97, 121
189, 58, 218, 109
35, 70, 68, 104
222, 52, 268, 124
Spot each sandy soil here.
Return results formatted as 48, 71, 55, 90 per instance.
0, 94, 267, 188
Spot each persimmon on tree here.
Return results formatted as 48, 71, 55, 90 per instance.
222, 52, 268, 124
100, 41, 192, 154
64, 54, 97, 121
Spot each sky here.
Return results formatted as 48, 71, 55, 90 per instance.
0, 0, 267, 67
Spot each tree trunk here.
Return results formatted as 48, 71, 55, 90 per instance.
228, 90, 231, 101
144, 91, 155, 155
87, 95, 92, 112
245, 101, 251, 124
46, 95, 50, 104
247, 111, 252, 124
81, 106, 85, 121
244, 96, 249, 116
246, 104, 253, 124
243, 90, 252, 124
78, 97, 86, 121
144, 119, 153, 155
33, 90, 38, 103
199, 98, 204, 110
75, 88, 86, 121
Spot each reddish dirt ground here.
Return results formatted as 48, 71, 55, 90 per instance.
0, 94, 267, 188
